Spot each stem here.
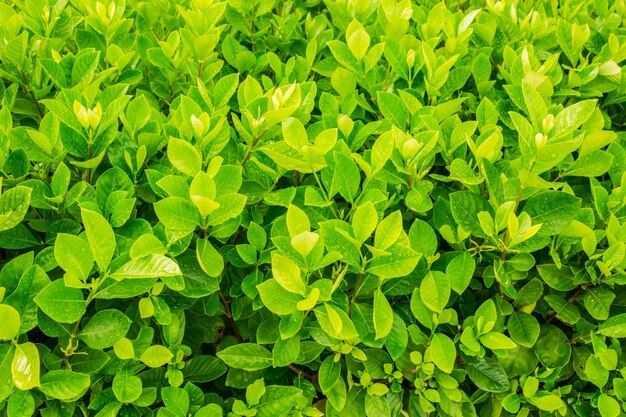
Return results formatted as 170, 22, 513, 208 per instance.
62, 281, 99, 368
240, 130, 267, 167
198, 61, 204, 79
287, 364, 317, 381
497, 187, 525, 298
546, 282, 590, 323
348, 270, 365, 315
219, 290, 242, 342
20, 70, 44, 119
312, 170, 339, 219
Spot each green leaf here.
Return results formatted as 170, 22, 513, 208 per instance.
332, 152, 360, 203
39, 370, 90, 401
586, 354, 609, 388
598, 313, 626, 338
286, 204, 310, 238
564, 150, 613, 177
449, 191, 493, 238
373, 288, 393, 340
507, 312, 540, 348
81, 208, 116, 272
535, 325, 571, 368
466, 357, 510, 393
314, 304, 358, 340
430, 333, 456, 373
256, 386, 302, 417
377, 92, 406, 129
182, 355, 227, 383
217, 343, 272, 371
272, 335, 300, 367
112, 369, 142, 403
34, 279, 85, 323
536, 264, 577, 291
420, 271, 450, 313
0, 187, 32, 232
0, 304, 20, 340
7, 390, 34, 417
78, 309, 132, 349
318, 355, 341, 393
583, 286, 615, 320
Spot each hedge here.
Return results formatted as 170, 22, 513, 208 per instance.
1, 0, 626, 416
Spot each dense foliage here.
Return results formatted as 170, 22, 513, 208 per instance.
2, 0, 626, 416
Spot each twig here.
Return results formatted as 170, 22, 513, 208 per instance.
20, 70, 44, 119
240, 131, 267, 167
219, 290, 242, 342
546, 283, 589, 323
287, 364, 318, 381
348, 270, 365, 315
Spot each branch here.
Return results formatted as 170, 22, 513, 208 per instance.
287, 364, 318, 381
546, 283, 589, 323
219, 290, 242, 342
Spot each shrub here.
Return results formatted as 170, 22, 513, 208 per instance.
1, 0, 626, 416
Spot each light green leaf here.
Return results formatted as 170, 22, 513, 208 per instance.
446, 252, 475, 294
11, 342, 40, 390
598, 393, 621, 417
154, 197, 200, 233
257, 279, 301, 316
140, 345, 173, 368
430, 333, 456, 374
54, 234, 93, 281
479, 332, 516, 350
0, 187, 32, 232
420, 271, 450, 313
352, 201, 377, 244
81, 208, 116, 272
196, 238, 224, 278
0, 305, 20, 340
168, 137, 202, 177
271, 253, 306, 295
286, 204, 310, 238
110, 254, 181, 280
373, 288, 393, 340
374, 211, 402, 250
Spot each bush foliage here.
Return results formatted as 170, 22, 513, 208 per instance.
2, 0, 626, 416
